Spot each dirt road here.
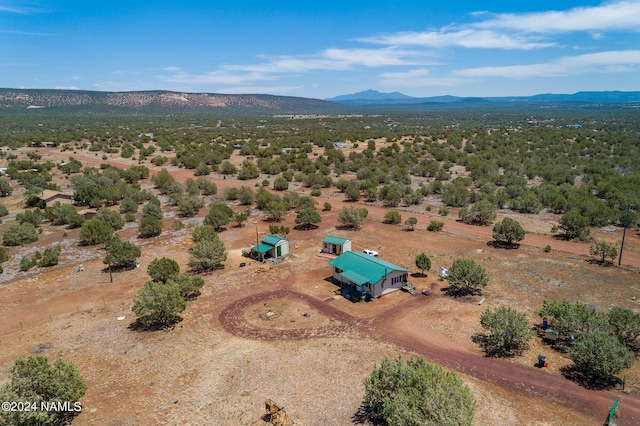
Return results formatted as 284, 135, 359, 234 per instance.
219, 286, 640, 424
56, 150, 640, 269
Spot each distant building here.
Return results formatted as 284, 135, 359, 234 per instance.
40, 190, 74, 206
321, 236, 351, 255
329, 251, 410, 299
333, 142, 349, 148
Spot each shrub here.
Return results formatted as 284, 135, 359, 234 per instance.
0, 355, 86, 425
459, 200, 496, 225
79, 219, 114, 245
95, 208, 125, 231
337, 207, 368, 230
427, 220, 444, 232
492, 217, 525, 245
364, 356, 475, 426
404, 216, 418, 231
446, 259, 489, 296
139, 216, 163, 238
273, 176, 289, 191
2, 222, 39, 246
147, 257, 180, 283
569, 330, 634, 383
383, 209, 402, 225
323, 202, 332, 211
132, 280, 186, 328
188, 234, 226, 272
104, 237, 141, 268
559, 209, 590, 240
295, 207, 322, 229
480, 307, 534, 356
415, 252, 431, 276
589, 240, 617, 264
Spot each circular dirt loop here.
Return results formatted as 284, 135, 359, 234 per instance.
221, 287, 640, 424
245, 297, 334, 330
219, 290, 361, 341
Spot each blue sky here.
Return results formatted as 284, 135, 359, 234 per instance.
1, 0, 639, 98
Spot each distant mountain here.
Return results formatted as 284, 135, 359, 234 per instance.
0, 89, 343, 114
328, 90, 640, 106
1, 88, 638, 115
328, 89, 413, 102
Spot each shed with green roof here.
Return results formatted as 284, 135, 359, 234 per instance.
322, 236, 352, 255
329, 251, 409, 299
250, 235, 289, 261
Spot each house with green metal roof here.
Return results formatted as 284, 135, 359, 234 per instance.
250, 235, 289, 261
321, 236, 352, 255
329, 251, 410, 299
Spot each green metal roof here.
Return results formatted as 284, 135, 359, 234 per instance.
339, 270, 370, 285
323, 236, 349, 245
329, 251, 409, 285
262, 235, 286, 245
251, 243, 274, 253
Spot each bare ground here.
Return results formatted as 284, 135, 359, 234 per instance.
1, 149, 640, 425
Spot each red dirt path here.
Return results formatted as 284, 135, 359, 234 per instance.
220, 286, 640, 425
60, 150, 640, 424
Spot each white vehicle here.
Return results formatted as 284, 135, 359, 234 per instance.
363, 249, 379, 257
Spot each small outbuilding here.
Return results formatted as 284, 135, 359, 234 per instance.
329, 251, 410, 300
322, 236, 351, 255
41, 190, 74, 206
250, 235, 289, 261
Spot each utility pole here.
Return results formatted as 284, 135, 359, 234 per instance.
618, 204, 631, 266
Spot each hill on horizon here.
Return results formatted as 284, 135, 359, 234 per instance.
1, 88, 639, 115
0, 88, 342, 114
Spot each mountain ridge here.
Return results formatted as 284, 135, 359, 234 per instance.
0, 88, 341, 113
326, 89, 640, 105
1, 88, 639, 114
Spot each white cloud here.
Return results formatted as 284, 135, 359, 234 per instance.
214, 85, 304, 95
55, 86, 79, 90
357, 1, 640, 51
455, 50, 640, 78
379, 69, 471, 87
156, 47, 435, 89
157, 68, 280, 86
475, 1, 640, 33
360, 29, 553, 50
0, 5, 38, 14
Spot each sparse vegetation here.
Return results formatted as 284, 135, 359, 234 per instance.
364, 356, 475, 426
446, 259, 489, 296
480, 307, 534, 356
0, 355, 86, 426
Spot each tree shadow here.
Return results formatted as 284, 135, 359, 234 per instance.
293, 223, 319, 231
584, 259, 614, 267
352, 402, 383, 425
410, 272, 426, 278
336, 225, 360, 231
560, 365, 622, 391
101, 263, 139, 274
486, 241, 520, 250
471, 333, 518, 358
128, 316, 183, 332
